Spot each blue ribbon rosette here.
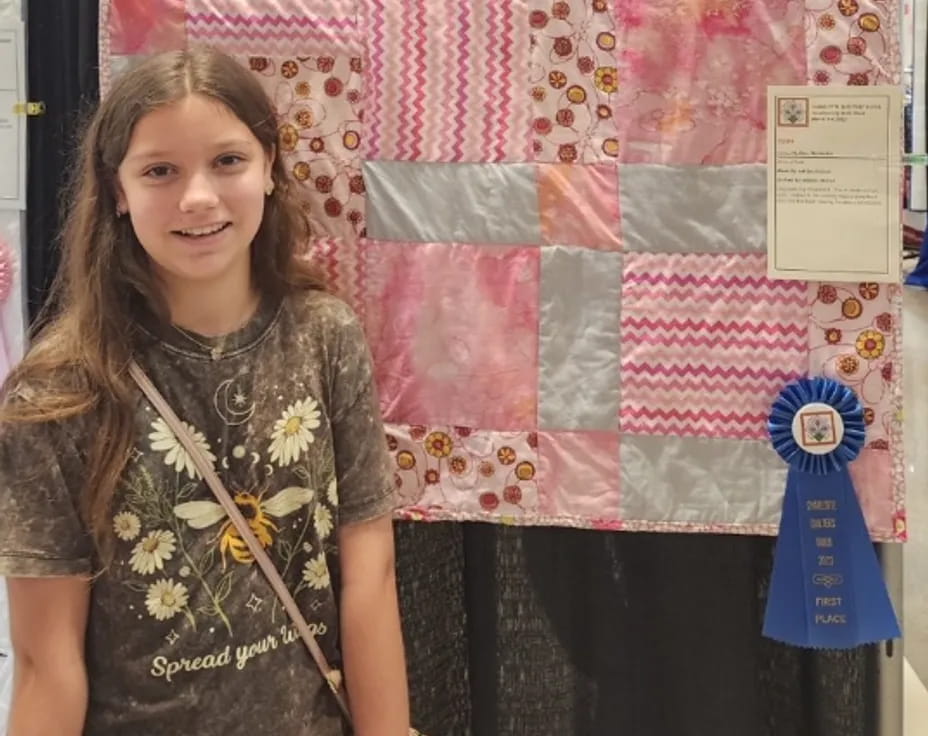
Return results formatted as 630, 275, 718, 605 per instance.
764, 377, 900, 649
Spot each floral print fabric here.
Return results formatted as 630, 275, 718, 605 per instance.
528, 0, 621, 163
809, 280, 904, 539
387, 425, 541, 518
809, 281, 899, 448
249, 54, 367, 243
804, 0, 901, 86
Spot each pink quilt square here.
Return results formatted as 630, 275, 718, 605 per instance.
808, 280, 905, 541
528, 0, 620, 163
849, 448, 894, 539
364, 240, 539, 429
537, 163, 621, 250
108, 0, 186, 55
247, 55, 366, 243
805, 0, 901, 86
808, 282, 900, 449
537, 432, 620, 520
186, 0, 362, 56
613, 0, 806, 164
621, 253, 809, 440
305, 238, 364, 318
386, 424, 541, 518
188, 0, 357, 13
361, 0, 532, 162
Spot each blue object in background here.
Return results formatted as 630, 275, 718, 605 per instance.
906, 227, 928, 288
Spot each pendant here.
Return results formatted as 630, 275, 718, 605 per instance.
210, 347, 222, 361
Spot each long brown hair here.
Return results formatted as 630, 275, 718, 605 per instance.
1, 47, 324, 557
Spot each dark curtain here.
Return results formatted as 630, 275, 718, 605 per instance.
24, 0, 100, 321
26, 3, 878, 735
397, 523, 877, 736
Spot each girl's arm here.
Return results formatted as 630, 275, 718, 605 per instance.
7, 576, 90, 736
338, 514, 410, 736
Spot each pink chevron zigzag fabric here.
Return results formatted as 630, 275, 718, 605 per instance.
99, 0, 906, 541
187, 0, 363, 55
361, 0, 532, 162
621, 255, 809, 440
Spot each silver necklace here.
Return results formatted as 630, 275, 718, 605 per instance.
171, 325, 228, 361
169, 295, 261, 361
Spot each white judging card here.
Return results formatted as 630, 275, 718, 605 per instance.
0, 22, 24, 210
767, 85, 902, 283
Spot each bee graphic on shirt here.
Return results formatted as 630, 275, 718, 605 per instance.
174, 486, 314, 566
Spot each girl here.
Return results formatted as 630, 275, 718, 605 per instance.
0, 47, 410, 735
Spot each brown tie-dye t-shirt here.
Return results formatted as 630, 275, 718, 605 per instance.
0, 290, 396, 735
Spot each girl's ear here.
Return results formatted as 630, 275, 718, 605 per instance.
264, 144, 276, 191
113, 177, 128, 215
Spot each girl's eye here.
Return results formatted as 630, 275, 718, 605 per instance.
217, 154, 245, 167
145, 165, 173, 179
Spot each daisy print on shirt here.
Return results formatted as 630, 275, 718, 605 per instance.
111, 385, 338, 657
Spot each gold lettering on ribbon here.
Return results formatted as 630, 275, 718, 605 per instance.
814, 613, 847, 625
812, 573, 844, 588
806, 500, 838, 512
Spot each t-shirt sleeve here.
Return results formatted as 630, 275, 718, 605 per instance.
0, 415, 93, 577
326, 302, 396, 526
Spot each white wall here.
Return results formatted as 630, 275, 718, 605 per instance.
907, 1, 928, 210
0, 0, 24, 726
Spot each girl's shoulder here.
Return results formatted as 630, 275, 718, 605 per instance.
287, 287, 359, 322
0, 370, 92, 452
283, 288, 366, 348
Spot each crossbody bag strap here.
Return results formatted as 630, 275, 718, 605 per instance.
127, 360, 352, 721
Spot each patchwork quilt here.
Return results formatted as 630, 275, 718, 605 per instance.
100, 0, 906, 540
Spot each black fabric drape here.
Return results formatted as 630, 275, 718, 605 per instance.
25, 3, 879, 734
24, 0, 99, 322
398, 523, 876, 736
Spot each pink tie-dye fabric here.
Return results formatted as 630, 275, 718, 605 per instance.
537, 163, 622, 249
364, 240, 540, 429
108, 0, 186, 55
537, 432, 620, 520
614, 0, 807, 164
849, 448, 894, 539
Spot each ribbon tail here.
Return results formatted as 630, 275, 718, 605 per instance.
763, 468, 900, 649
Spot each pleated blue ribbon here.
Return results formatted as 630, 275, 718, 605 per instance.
763, 377, 900, 649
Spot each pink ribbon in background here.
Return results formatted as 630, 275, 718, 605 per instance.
0, 237, 15, 378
